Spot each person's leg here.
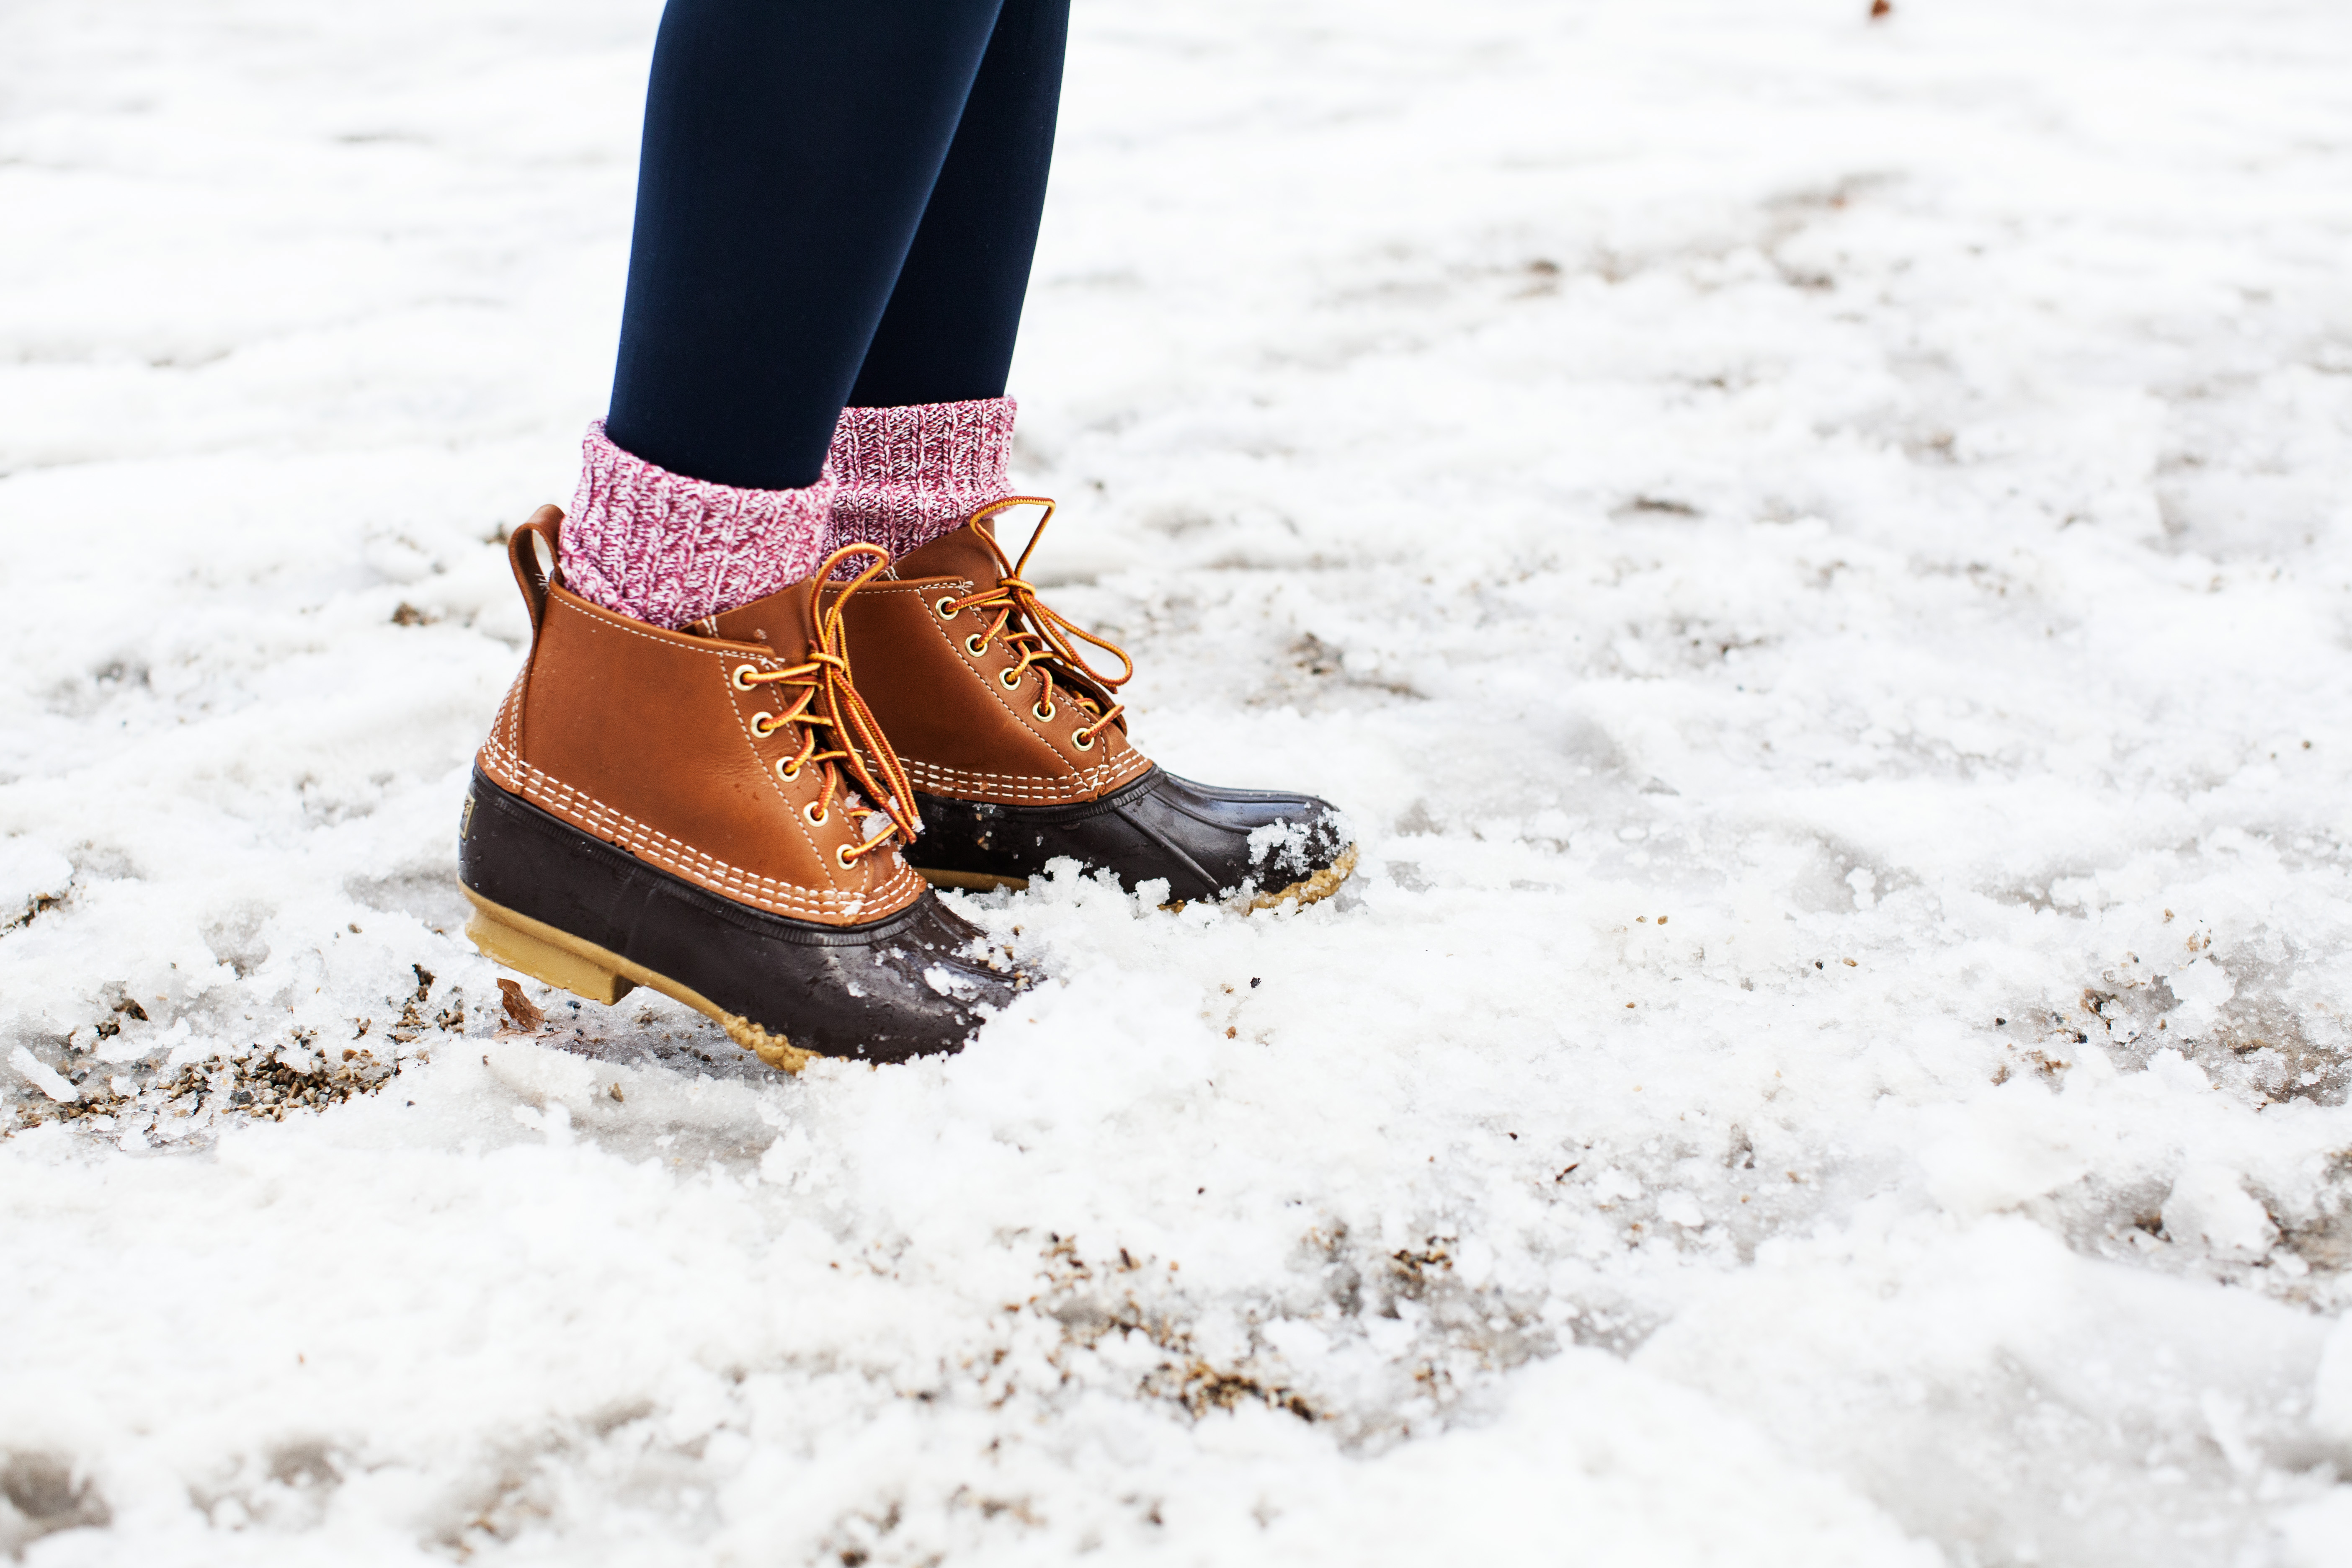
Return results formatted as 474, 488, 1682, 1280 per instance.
462, 0, 1049, 1069
812, 0, 1354, 913
821, 0, 1070, 565
567, 0, 1006, 627
847, 0, 1068, 410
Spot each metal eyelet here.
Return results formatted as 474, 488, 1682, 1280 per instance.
835, 844, 857, 869
804, 802, 828, 827
750, 711, 777, 737
998, 667, 1022, 690
1033, 701, 1056, 722
1072, 728, 1096, 751
775, 757, 800, 781
964, 634, 988, 657
935, 596, 959, 619
730, 663, 759, 691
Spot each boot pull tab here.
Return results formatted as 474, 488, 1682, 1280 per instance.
508, 505, 562, 632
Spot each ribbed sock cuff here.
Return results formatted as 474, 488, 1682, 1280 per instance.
820, 396, 1017, 566
558, 421, 835, 628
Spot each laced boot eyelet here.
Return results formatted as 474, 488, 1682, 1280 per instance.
1033, 701, 1056, 722
730, 663, 759, 691
834, 844, 857, 869
775, 757, 800, 781
998, 667, 1022, 690
964, 634, 988, 658
750, 711, 777, 737
804, 802, 828, 827
935, 596, 959, 619
1072, 727, 1096, 751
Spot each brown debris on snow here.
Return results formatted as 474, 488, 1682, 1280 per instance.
496, 979, 545, 1034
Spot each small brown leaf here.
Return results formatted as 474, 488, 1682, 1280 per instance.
497, 979, 544, 1032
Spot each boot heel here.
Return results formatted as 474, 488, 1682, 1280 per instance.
465, 904, 637, 1005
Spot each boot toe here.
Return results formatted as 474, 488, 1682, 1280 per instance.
701, 889, 1026, 1065
1138, 771, 1353, 905
903, 767, 1355, 909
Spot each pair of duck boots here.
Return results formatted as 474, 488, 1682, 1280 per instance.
456, 497, 1354, 1068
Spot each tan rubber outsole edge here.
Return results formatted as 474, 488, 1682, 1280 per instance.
1239, 842, 1358, 913
918, 867, 1032, 894
913, 842, 1359, 914
462, 887, 816, 1073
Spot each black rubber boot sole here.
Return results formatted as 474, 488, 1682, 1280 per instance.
457, 768, 1016, 1068
900, 766, 1355, 910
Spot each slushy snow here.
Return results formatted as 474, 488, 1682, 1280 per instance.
6, 0, 2352, 1562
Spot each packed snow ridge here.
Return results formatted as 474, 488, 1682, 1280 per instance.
6, 0, 2352, 1563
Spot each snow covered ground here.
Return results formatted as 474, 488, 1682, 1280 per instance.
7, 0, 2352, 1560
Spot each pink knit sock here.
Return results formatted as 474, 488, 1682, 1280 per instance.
557, 420, 835, 629
820, 396, 1017, 567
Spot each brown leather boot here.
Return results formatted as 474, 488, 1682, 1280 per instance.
823, 498, 1356, 910
458, 508, 1017, 1070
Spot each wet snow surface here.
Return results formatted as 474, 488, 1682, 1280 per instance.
6, 0, 2352, 1560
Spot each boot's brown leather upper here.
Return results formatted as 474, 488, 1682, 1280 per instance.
814, 506, 1153, 807
477, 507, 928, 927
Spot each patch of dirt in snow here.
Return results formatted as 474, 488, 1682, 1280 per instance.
5, 965, 459, 1142
0, 1454, 110, 1558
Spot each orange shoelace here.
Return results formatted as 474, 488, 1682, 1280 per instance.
730, 544, 923, 867
947, 496, 1135, 749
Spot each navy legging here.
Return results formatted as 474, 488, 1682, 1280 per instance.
603, 0, 1069, 492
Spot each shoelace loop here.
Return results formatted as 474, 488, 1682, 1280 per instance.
733, 544, 922, 866
946, 496, 1134, 746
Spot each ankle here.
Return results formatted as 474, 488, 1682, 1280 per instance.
821, 396, 1017, 564
560, 420, 835, 629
